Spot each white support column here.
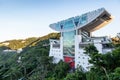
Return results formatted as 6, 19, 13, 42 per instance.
49, 39, 53, 57
75, 35, 82, 68
60, 37, 64, 60
93, 39, 103, 53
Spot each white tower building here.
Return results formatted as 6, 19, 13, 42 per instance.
49, 8, 113, 71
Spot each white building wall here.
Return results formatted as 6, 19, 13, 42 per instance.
49, 37, 63, 63
60, 37, 64, 60
76, 48, 92, 71
93, 39, 103, 53
49, 35, 113, 71
75, 35, 92, 71
102, 49, 113, 54
75, 35, 81, 68
94, 43, 102, 53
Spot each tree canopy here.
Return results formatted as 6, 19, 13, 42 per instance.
0, 33, 120, 80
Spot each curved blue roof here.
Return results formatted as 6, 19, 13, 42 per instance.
49, 8, 112, 32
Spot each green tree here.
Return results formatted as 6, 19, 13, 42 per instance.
65, 67, 86, 80
53, 60, 70, 79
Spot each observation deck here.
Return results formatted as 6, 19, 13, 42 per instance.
50, 8, 113, 32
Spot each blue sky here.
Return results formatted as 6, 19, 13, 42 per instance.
0, 0, 120, 42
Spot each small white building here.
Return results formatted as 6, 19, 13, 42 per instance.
49, 8, 113, 71
3, 49, 16, 53
3, 48, 22, 54
17, 48, 23, 53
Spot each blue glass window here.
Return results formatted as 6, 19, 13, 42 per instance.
80, 14, 87, 25
64, 19, 74, 30
63, 31, 75, 56
55, 23, 61, 31
74, 17, 80, 27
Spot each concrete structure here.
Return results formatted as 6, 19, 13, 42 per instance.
49, 8, 113, 71
3, 48, 23, 53
117, 33, 120, 38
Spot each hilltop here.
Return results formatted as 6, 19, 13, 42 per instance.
0, 33, 60, 50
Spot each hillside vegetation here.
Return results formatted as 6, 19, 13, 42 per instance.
0, 33, 120, 80
0, 33, 60, 50
0, 33, 69, 80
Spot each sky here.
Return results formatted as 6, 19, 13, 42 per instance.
0, 0, 120, 42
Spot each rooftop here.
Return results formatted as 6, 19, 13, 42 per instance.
50, 8, 113, 32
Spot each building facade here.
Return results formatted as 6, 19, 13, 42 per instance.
49, 8, 113, 71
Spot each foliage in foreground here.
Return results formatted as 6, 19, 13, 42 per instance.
0, 33, 120, 80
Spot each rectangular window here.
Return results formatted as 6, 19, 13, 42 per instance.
64, 19, 74, 30
63, 31, 75, 56
79, 14, 87, 25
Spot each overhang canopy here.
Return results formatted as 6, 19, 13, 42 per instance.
49, 8, 113, 32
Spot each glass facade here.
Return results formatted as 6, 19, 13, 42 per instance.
63, 31, 75, 56
50, 13, 88, 31
79, 14, 87, 26
74, 16, 79, 27
81, 30, 90, 42
50, 12, 88, 57
64, 18, 74, 30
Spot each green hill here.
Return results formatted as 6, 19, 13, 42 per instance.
0, 37, 37, 50
0, 32, 120, 80
0, 32, 70, 80
0, 33, 60, 50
